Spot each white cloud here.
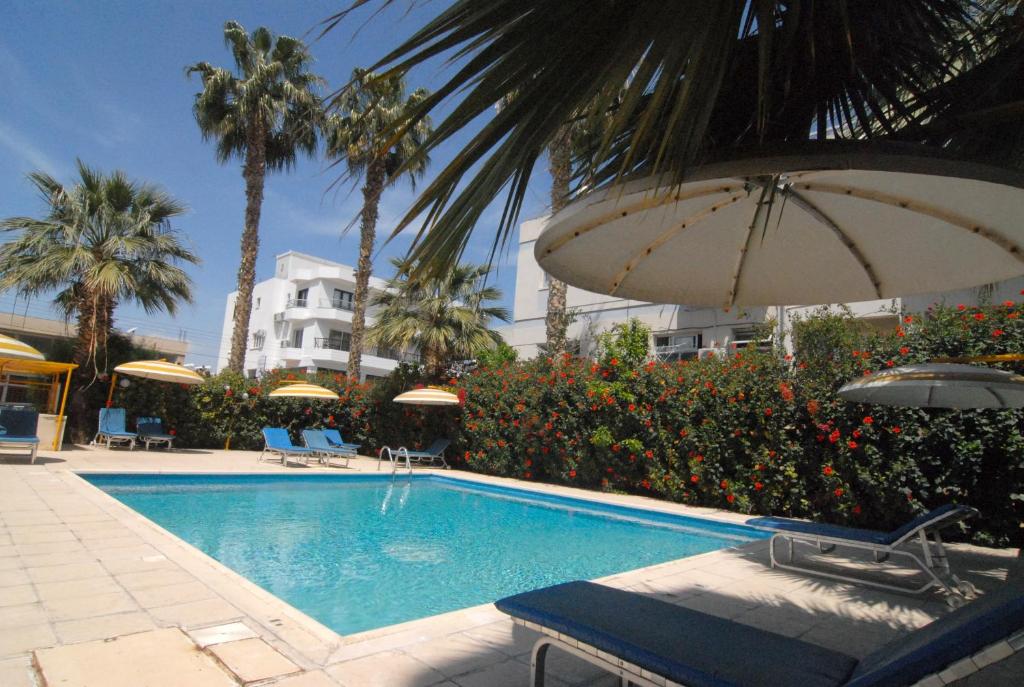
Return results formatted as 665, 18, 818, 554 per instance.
0, 119, 69, 177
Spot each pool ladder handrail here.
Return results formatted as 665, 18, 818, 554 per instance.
377, 446, 412, 474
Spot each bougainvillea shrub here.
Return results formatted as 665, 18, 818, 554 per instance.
112, 303, 1023, 545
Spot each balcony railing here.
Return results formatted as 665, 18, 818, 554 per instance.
654, 344, 699, 361
286, 297, 308, 308
320, 297, 354, 312
314, 337, 350, 351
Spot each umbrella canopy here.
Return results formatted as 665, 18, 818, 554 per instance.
838, 363, 1024, 409
113, 360, 204, 385
393, 388, 460, 406
0, 333, 45, 361
268, 383, 339, 400
536, 144, 1024, 307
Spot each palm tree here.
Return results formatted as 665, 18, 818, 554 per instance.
324, 68, 432, 382
368, 259, 509, 380
323, 1, 979, 275
0, 161, 198, 374
188, 21, 323, 373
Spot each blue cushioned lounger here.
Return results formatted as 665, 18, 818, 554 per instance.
0, 404, 40, 463
136, 417, 175, 450
496, 579, 1024, 687
749, 505, 978, 599
322, 428, 361, 453
378, 438, 451, 472
260, 427, 316, 466
94, 407, 137, 450
301, 429, 355, 468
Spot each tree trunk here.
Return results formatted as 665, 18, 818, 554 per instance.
545, 126, 572, 355
228, 124, 268, 373
347, 158, 387, 384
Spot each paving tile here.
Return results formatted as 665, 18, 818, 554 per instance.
0, 622, 56, 657
17, 551, 95, 569
34, 627, 236, 687
209, 637, 301, 683
132, 580, 217, 608
0, 544, 19, 557
34, 575, 123, 601
0, 568, 30, 587
453, 658, 571, 687
26, 561, 107, 584
326, 650, 448, 687
116, 567, 194, 590
43, 589, 139, 621
187, 621, 258, 648
403, 635, 509, 679
149, 597, 242, 628
93, 543, 163, 561
461, 620, 538, 658
103, 554, 177, 574
14, 540, 86, 557
271, 670, 341, 686
0, 602, 47, 629
0, 584, 37, 607
0, 556, 23, 571
10, 529, 77, 544
542, 645, 613, 686
0, 655, 36, 687
55, 610, 158, 644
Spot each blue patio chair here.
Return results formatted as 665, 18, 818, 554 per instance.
749, 504, 979, 598
301, 429, 355, 468
496, 578, 1024, 687
399, 438, 451, 468
0, 403, 40, 463
260, 427, 316, 466
321, 428, 361, 453
136, 417, 175, 450
95, 407, 136, 450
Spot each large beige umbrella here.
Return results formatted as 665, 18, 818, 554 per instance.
107, 359, 204, 405
268, 382, 340, 400
393, 387, 460, 406
0, 333, 45, 361
536, 144, 1024, 307
838, 363, 1024, 409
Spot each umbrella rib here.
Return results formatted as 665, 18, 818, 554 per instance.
784, 188, 883, 299
607, 192, 747, 296
540, 185, 739, 259
796, 183, 1024, 263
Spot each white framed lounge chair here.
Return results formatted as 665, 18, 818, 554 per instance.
750, 504, 979, 599
496, 578, 1024, 687
94, 407, 136, 450
136, 417, 175, 450
301, 429, 355, 468
260, 427, 316, 466
0, 403, 40, 463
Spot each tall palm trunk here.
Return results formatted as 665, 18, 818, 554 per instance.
228, 124, 267, 373
348, 158, 386, 383
544, 126, 572, 354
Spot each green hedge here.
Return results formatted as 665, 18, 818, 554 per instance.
110, 302, 1024, 546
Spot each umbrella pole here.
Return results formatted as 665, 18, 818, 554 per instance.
52, 368, 73, 451
106, 373, 117, 407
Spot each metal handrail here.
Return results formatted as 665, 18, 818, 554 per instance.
286, 297, 308, 308
314, 337, 349, 351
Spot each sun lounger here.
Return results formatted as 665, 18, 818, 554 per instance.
0, 403, 40, 463
321, 428, 361, 453
95, 407, 136, 450
301, 429, 355, 468
378, 438, 451, 472
260, 427, 316, 466
136, 417, 175, 450
496, 578, 1024, 687
749, 504, 978, 598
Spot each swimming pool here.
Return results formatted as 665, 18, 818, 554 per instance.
82, 473, 767, 635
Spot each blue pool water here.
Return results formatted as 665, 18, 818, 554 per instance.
83, 473, 766, 635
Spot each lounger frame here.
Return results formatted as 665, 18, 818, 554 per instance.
0, 437, 39, 463
514, 617, 1024, 687
301, 429, 354, 468
769, 508, 976, 600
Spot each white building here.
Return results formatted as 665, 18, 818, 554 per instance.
502, 216, 1024, 360
216, 252, 416, 379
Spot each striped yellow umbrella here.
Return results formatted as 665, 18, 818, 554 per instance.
0, 333, 45, 361
113, 360, 205, 385
393, 387, 460, 406
269, 382, 340, 400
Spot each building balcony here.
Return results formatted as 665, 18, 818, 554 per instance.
282, 298, 356, 324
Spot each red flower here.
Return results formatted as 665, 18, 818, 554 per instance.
973, 312, 986, 321
847, 440, 858, 449
834, 488, 844, 497
899, 346, 910, 355
1004, 300, 1015, 307
754, 481, 764, 491
610, 357, 619, 366
852, 504, 862, 515
644, 450, 654, 459
823, 466, 833, 476
524, 472, 532, 479
640, 479, 651, 489
806, 399, 820, 415
891, 426, 902, 434
903, 316, 913, 324
764, 408, 773, 416
726, 493, 735, 503
828, 430, 840, 444
168, 428, 176, 436
694, 454, 704, 463
628, 404, 636, 412
993, 329, 1005, 337
957, 304, 966, 311
719, 479, 729, 489
679, 429, 688, 438
569, 470, 576, 478
690, 475, 700, 484
852, 429, 862, 438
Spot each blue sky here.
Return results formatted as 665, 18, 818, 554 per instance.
0, 1, 551, 368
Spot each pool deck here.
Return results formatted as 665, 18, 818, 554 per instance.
1, 446, 1020, 686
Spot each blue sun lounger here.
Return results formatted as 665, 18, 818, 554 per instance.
301, 429, 355, 468
95, 407, 136, 450
321, 428, 361, 453
260, 427, 316, 466
400, 438, 451, 468
749, 504, 979, 598
0, 403, 40, 463
136, 417, 175, 450
496, 579, 1024, 687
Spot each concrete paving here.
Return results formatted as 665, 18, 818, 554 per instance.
0, 445, 1020, 686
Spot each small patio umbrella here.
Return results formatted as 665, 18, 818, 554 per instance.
838, 363, 1024, 409
268, 382, 340, 400
107, 359, 204, 405
0, 333, 45, 361
536, 144, 1024, 307
393, 387, 460, 405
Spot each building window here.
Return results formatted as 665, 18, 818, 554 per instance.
539, 271, 551, 290
254, 297, 261, 310
376, 344, 400, 360
289, 288, 309, 308
333, 289, 354, 310
292, 328, 304, 349
250, 331, 266, 350
329, 330, 351, 351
